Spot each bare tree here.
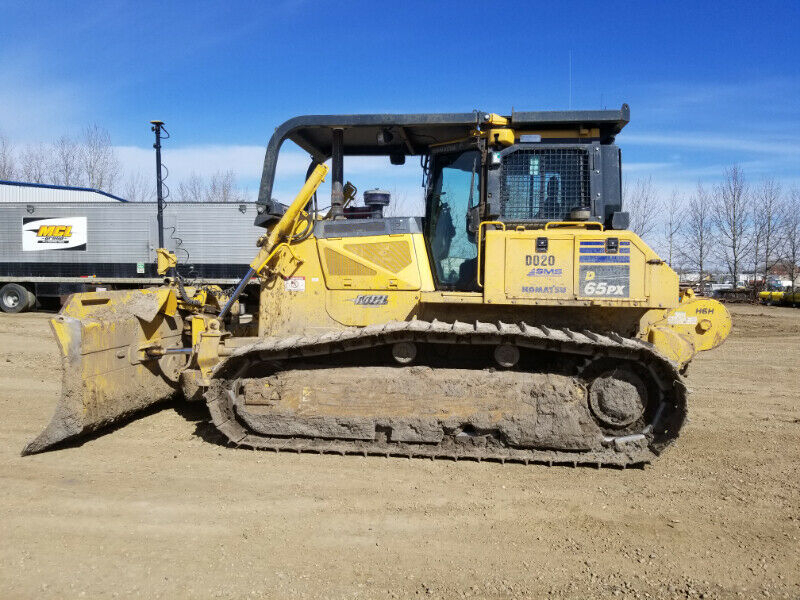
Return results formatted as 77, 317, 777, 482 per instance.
782, 189, 800, 294
19, 144, 50, 184
680, 182, 713, 290
623, 176, 661, 241
753, 178, 784, 286
122, 172, 154, 202
0, 134, 15, 180
750, 200, 765, 292
712, 165, 750, 287
205, 170, 246, 203
378, 186, 424, 217
175, 171, 247, 202
80, 125, 120, 192
177, 173, 206, 202
50, 135, 81, 186
663, 188, 685, 267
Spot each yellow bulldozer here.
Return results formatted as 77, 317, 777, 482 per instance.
24, 105, 732, 466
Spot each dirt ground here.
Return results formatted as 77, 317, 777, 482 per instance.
0, 305, 798, 599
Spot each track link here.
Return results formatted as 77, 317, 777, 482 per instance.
205, 319, 687, 467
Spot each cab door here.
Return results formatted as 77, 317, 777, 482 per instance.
424, 149, 480, 291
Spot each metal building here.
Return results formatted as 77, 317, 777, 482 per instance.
0, 180, 129, 204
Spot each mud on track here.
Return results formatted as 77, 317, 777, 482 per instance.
0, 304, 798, 599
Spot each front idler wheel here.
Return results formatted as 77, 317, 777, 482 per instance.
588, 369, 648, 428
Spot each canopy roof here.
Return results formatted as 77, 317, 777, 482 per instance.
257, 105, 630, 203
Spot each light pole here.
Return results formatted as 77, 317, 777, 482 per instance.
150, 120, 166, 248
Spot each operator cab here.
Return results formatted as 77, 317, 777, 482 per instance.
254, 107, 630, 292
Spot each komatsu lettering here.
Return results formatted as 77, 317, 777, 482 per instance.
522, 285, 567, 294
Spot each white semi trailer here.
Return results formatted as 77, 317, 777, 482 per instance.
0, 180, 263, 312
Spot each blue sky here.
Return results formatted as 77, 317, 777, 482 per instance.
1, 0, 799, 211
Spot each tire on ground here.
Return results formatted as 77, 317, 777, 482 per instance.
0, 283, 32, 314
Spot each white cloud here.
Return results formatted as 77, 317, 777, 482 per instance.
623, 162, 675, 173
116, 144, 267, 181
641, 79, 780, 106
624, 132, 800, 156
116, 145, 425, 179
114, 144, 426, 205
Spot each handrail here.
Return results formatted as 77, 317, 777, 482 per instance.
476, 221, 506, 289
544, 221, 604, 230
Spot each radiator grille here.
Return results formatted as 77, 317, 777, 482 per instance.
324, 248, 377, 276
343, 241, 412, 273
500, 148, 590, 221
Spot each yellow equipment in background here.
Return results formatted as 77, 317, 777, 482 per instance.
759, 289, 800, 306
24, 106, 731, 466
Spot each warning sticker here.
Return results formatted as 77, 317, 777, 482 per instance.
284, 276, 305, 292
667, 312, 698, 325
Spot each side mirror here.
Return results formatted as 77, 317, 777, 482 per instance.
390, 153, 406, 165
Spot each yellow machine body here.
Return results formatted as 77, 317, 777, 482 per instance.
255, 224, 729, 368
23, 107, 732, 462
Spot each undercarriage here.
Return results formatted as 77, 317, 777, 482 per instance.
206, 320, 686, 467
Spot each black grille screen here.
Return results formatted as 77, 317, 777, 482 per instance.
500, 147, 590, 221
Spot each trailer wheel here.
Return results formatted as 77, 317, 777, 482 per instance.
0, 284, 30, 313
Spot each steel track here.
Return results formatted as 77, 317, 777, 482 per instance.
205, 319, 687, 467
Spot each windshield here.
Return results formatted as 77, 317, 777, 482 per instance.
426, 150, 480, 289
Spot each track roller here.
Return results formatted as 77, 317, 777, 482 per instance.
493, 344, 520, 368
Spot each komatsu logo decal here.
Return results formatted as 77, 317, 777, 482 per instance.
22, 217, 87, 251
347, 294, 388, 306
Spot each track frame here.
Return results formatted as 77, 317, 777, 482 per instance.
205, 319, 687, 467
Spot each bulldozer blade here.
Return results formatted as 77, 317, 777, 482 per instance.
22, 287, 184, 455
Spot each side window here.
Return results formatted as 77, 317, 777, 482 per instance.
427, 150, 480, 289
